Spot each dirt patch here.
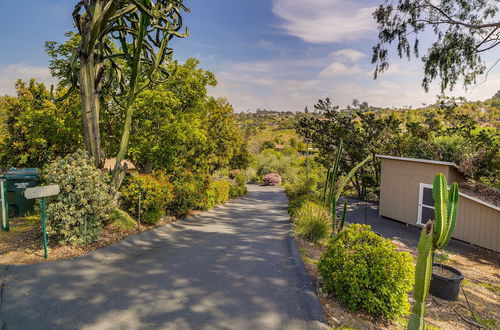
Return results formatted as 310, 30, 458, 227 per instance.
0, 213, 184, 265
297, 237, 500, 329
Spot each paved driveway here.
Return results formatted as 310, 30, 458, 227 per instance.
0, 185, 325, 330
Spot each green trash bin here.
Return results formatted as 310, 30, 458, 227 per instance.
1, 168, 40, 217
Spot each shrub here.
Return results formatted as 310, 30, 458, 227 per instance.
288, 194, 320, 218
45, 150, 115, 246
229, 170, 247, 197
168, 171, 207, 216
318, 224, 414, 319
108, 208, 137, 230
263, 173, 282, 186
120, 173, 173, 225
285, 181, 314, 200
202, 179, 231, 210
293, 202, 331, 243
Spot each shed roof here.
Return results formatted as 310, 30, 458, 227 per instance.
103, 158, 137, 171
376, 155, 459, 169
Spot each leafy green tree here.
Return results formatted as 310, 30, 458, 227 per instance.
105, 58, 216, 173
296, 98, 401, 196
55, 0, 189, 182
205, 98, 248, 174
0, 80, 83, 168
372, 0, 500, 91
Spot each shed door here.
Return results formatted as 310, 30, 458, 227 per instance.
417, 183, 434, 225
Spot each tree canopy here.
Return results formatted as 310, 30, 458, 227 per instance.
372, 0, 500, 92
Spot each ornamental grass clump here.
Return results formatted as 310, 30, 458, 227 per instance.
263, 173, 282, 186
45, 150, 115, 246
293, 202, 331, 243
318, 224, 414, 319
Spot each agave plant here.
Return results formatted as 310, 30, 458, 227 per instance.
323, 141, 371, 236
57, 0, 188, 186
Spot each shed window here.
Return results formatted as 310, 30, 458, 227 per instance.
417, 183, 434, 225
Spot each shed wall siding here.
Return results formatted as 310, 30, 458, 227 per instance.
455, 196, 500, 252
379, 158, 453, 225
379, 158, 499, 251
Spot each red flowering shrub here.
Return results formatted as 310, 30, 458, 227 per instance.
264, 173, 282, 186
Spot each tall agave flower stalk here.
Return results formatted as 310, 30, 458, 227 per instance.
408, 174, 458, 330
323, 141, 371, 236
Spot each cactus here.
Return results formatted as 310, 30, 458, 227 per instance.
322, 142, 371, 236
408, 174, 459, 330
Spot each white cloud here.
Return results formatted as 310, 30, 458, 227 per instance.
332, 49, 366, 62
0, 64, 58, 96
272, 0, 376, 43
208, 56, 500, 112
318, 62, 363, 77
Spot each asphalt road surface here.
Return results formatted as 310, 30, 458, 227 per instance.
0, 185, 326, 330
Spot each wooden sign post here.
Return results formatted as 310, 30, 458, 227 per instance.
25, 185, 60, 258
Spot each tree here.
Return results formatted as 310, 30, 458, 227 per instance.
372, 0, 500, 92
296, 98, 402, 196
205, 98, 248, 174
105, 58, 216, 174
56, 0, 189, 182
0, 80, 82, 168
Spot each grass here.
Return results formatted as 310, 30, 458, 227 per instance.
468, 312, 497, 328
463, 278, 500, 294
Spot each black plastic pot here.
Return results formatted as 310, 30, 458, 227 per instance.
429, 263, 464, 301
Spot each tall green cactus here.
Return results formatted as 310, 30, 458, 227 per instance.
408, 173, 459, 330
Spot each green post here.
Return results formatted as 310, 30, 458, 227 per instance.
41, 197, 48, 258
1, 180, 8, 231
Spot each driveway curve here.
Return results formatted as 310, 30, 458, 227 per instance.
0, 185, 326, 330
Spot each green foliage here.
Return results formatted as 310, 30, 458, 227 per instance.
205, 98, 249, 174
168, 171, 207, 217
108, 208, 137, 230
45, 150, 115, 246
202, 180, 231, 210
318, 224, 414, 319
285, 182, 313, 201
229, 170, 248, 198
322, 140, 371, 236
120, 173, 173, 225
409, 174, 459, 330
288, 194, 321, 219
121, 58, 217, 173
293, 202, 331, 243
0, 80, 82, 168
372, 0, 499, 92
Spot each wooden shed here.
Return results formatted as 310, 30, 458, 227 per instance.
377, 155, 500, 252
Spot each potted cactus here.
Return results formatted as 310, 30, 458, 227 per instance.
408, 173, 462, 330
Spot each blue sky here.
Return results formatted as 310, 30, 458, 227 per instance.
1, 0, 499, 111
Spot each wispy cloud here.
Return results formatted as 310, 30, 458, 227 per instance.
332, 49, 366, 62
272, 0, 376, 43
318, 62, 363, 77
0, 64, 58, 96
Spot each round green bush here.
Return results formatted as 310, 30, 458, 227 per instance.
168, 171, 207, 216
45, 150, 115, 246
318, 224, 414, 319
120, 173, 173, 225
293, 202, 331, 243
